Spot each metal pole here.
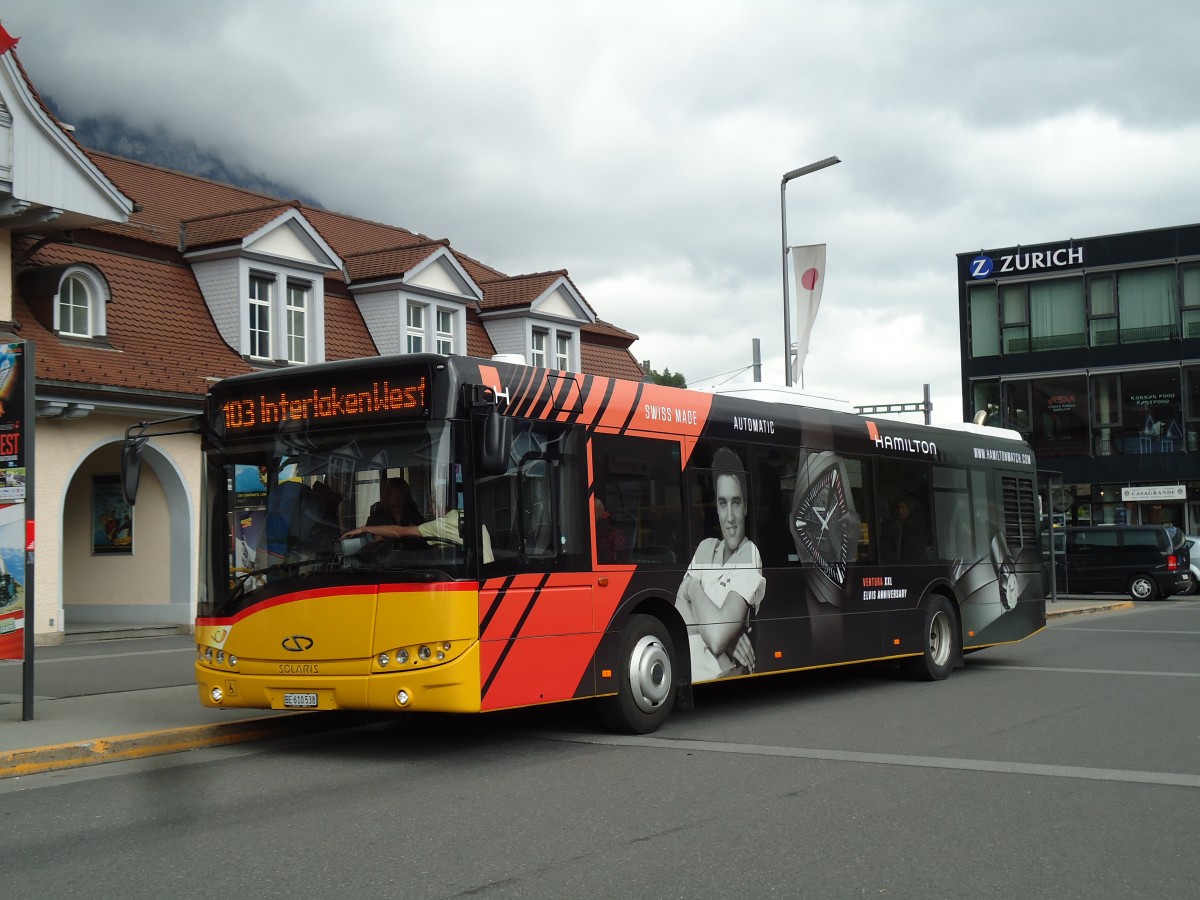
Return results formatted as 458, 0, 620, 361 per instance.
22, 339, 35, 720
781, 180, 792, 387
780, 156, 840, 388
752, 338, 762, 382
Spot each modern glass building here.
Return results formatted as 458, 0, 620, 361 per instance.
958, 223, 1200, 531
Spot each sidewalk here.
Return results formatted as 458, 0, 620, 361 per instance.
0, 597, 1134, 779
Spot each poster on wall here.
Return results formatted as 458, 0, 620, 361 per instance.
0, 502, 25, 660
92, 474, 133, 554
0, 341, 26, 661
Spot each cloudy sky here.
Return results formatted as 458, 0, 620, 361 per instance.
8, 1, 1200, 423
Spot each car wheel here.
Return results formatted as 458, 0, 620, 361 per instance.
1127, 574, 1158, 601
901, 594, 959, 681
598, 614, 676, 734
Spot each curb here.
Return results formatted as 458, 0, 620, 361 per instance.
1047, 601, 1134, 619
0, 711, 362, 780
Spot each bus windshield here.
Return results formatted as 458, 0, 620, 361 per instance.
204, 420, 475, 616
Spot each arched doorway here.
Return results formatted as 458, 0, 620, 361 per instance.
60, 438, 194, 632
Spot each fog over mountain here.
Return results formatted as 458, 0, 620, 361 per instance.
43, 94, 321, 207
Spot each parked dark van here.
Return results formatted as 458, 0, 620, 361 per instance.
1057, 525, 1190, 600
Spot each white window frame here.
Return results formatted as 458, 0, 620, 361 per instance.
531, 328, 548, 367
248, 272, 274, 360
555, 332, 570, 370
436, 308, 454, 355
286, 279, 310, 364
54, 266, 109, 339
406, 303, 425, 353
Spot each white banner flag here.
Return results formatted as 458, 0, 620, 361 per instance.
790, 243, 826, 382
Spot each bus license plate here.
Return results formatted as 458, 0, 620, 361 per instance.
283, 692, 318, 709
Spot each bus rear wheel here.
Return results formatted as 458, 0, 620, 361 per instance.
901, 595, 958, 682
599, 614, 676, 734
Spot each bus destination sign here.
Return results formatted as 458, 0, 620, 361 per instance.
218, 374, 429, 436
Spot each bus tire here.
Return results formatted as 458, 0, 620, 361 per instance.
901, 595, 958, 682
599, 614, 677, 734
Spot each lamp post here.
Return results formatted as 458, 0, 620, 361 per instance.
781, 155, 840, 387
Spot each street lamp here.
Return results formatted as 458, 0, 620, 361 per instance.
781, 155, 840, 387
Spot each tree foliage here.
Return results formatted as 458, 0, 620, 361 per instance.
648, 368, 686, 388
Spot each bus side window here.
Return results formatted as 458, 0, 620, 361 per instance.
933, 466, 972, 563
875, 459, 933, 563
845, 456, 875, 565
592, 433, 685, 566
751, 445, 797, 567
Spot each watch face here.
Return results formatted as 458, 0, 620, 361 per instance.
792, 455, 860, 587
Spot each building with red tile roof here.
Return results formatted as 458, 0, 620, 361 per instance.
0, 43, 645, 641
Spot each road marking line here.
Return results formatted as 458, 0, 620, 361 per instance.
971, 664, 1200, 677
540, 733, 1200, 788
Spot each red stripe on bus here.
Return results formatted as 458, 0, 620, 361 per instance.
477, 570, 635, 708
197, 584, 378, 625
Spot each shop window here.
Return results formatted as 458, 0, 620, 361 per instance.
1092, 373, 1121, 457
971, 380, 1001, 425
1030, 376, 1088, 458
1001, 380, 1032, 436
1118, 368, 1182, 455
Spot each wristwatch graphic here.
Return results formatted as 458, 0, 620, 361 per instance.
990, 533, 1019, 610
790, 451, 861, 606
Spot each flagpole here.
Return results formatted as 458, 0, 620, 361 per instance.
780, 156, 840, 387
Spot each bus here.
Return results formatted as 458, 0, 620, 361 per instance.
130, 353, 1045, 734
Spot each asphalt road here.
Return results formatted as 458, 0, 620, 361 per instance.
4, 601, 1198, 899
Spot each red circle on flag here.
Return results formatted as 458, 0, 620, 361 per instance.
801, 268, 820, 291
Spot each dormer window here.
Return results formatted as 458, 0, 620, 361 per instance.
436, 309, 454, 355
249, 273, 272, 359
555, 333, 571, 370
54, 266, 109, 339
398, 300, 463, 356
406, 303, 424, 353
286, 280, 309, 363
246, 270, 313, 364
531, 329, 547, 367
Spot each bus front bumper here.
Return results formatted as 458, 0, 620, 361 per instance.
195, 641, 483, 714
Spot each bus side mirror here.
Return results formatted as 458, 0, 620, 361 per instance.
478, 405, 512, 476
122, 437, 145, 506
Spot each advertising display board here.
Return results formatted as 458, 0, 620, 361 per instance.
0, 340, 27, 663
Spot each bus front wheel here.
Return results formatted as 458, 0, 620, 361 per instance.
901, 595, 958, 682
599, 614, 677, 734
